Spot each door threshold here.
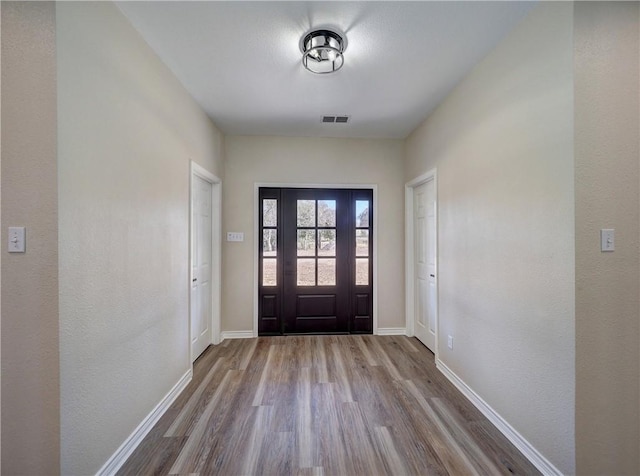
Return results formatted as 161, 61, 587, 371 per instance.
283, 332, 350, 336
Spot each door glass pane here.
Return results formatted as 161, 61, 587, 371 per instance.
263, 229, 277, 257
356, 258, 369, 285
297, 259, 315, 286
318, 229, 336, 256
263, 199, 277, 227
356, 229, 369, 257
263, 258, 277, 286
318, 200, 336, 227
297, 200, 315, 227
297, 230, 315, 256
356, 200, 369, 227
318, 259, 336, 286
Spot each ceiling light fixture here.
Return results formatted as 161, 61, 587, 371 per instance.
301, 29, 345, 74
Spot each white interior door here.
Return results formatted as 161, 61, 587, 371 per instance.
414, 180, 437, 351
191, 174, 213, 360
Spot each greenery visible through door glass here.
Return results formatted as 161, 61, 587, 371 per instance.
356, 200, 369, 227
297, 200, 315, 227
297, 230, 315, 256
317, 200, 336, 227
356, 229, 369, 257
318, 230, 336, 256
263, 199, 277, 227
263, 229, 277, 256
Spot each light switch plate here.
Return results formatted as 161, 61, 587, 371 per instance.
227, 232, 244, 242
8, 227, 26, 253
601, 229, 615, 252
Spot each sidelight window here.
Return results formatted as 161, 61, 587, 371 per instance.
355, 200, 370, 285
262, 198, 278, 286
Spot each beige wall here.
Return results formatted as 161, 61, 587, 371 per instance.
405, 3, 575, 473
1, 2, 60, 474
574, 2, 640, 474
1, 5, 2, 471
223, 136, 404, 333
57, 2, 224, 474
1, 4, 2, 470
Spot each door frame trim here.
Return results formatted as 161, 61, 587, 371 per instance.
190, 161, 222, 364
405, 169, 438, 356
253, 182, 378, 336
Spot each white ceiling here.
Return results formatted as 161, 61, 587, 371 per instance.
117, 1, 535, 139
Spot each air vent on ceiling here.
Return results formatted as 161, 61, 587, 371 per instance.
321, 115, 350, 124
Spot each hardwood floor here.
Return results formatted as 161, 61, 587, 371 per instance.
118, 335, 540, 475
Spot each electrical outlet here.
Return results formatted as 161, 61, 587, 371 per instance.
447, 335, 453, 350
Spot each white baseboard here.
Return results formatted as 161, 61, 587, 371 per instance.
376, 327, 407, 336
96, 369, 193, 476
436, 359, 562, 476
221, 330, 255, 340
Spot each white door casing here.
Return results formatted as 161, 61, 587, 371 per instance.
414, 182, 429, 347
425, 184, 437, 348
190, 162, 222, 362
406, 170, 438, 354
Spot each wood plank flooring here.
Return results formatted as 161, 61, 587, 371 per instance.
118, 336, 540, 475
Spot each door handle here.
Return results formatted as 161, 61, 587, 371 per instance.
430, 274, 435, 278
192, 278, 197, 282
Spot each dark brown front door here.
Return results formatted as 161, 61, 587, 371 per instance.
258, 187, 373, 335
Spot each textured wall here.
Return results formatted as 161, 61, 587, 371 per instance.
57, 3, 224, 474
223, 136, 405, 333
574, 3, 640, 474
405, 3, 575, 473
1, 2, 60, 474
